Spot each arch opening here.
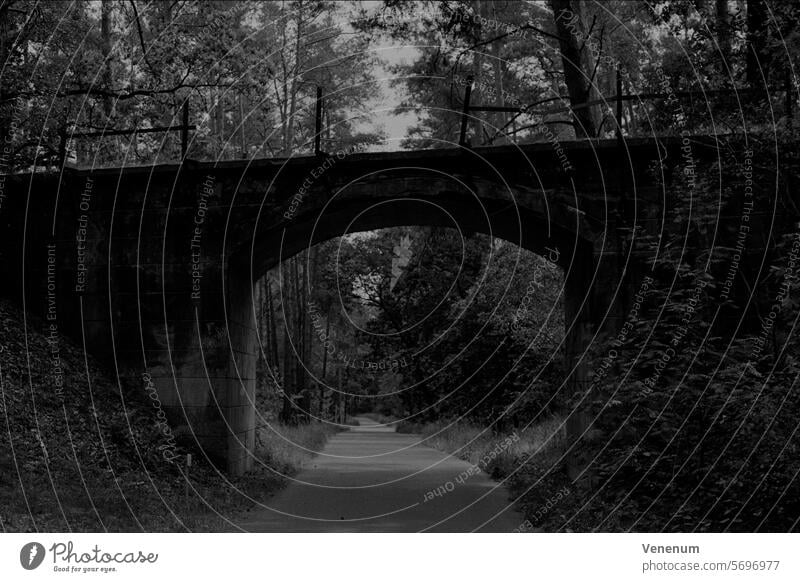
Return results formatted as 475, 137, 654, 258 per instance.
220, 185, 600, 474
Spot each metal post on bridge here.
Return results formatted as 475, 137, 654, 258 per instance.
615, 68, 623, 139
181, 100, 189, 159
459, 74, 474, 147
57, 127, 67, 169
315, 85, 323, 156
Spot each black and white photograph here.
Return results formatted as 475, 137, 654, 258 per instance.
0, 0, 799, 578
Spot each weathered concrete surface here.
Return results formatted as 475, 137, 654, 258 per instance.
233, 417, 526, 532
2, 137, 755, 474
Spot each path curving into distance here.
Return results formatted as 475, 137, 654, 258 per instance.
234, 416, 526, 532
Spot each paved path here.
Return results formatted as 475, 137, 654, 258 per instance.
233, 417, 525, 532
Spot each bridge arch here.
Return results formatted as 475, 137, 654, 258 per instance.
219, 166, 603, 474
3, 140, 679, 474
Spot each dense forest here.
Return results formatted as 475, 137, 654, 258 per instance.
1, 0, 799, 532
3, 0, 796, 167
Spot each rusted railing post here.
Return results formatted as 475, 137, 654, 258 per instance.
616, 68, 623, 138
181, 100, 189, 159
315, 86, 323, 156
459, 74, 474, 147
58, 127, 67, 169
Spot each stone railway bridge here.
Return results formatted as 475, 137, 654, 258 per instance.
0, 137, 774, 474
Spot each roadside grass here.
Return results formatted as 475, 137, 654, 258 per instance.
0, 420, 342, 532
398, 417, 566, 478
254, 422, 340, 475
397, 416, 578, 531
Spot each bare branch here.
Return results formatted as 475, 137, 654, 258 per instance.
129, 0, 157, 79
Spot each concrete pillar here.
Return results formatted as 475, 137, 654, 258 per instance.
221, 266, 257, 475
28, 168, 261, 475
562, 242, 630, 483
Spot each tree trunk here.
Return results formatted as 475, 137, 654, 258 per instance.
238, 94, 246, 156
746, 0, 768, 88
101, 0, 113, 119
0, 4, 11, 151
266, 278, 279, 370
215, 88, 225, 157
321, 312, 331, 382
280, 260, 296, 424
284, 1, 304, 154
716, 0, 731, 64
292, 254, 305, 421
336, 367, 343, 423
550, 0, 602, 138
492, 38, 507, 143
281, 323, 294, 423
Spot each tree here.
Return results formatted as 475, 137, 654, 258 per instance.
549, 0, 602, 137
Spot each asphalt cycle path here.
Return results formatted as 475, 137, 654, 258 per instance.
234, 416, 526, 532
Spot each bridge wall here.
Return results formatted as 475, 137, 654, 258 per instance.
0, 139, 724, 475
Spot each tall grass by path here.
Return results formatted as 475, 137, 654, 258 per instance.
397, 417, 576, 531
254, 422, 341, 475
398, 417, 566, 478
